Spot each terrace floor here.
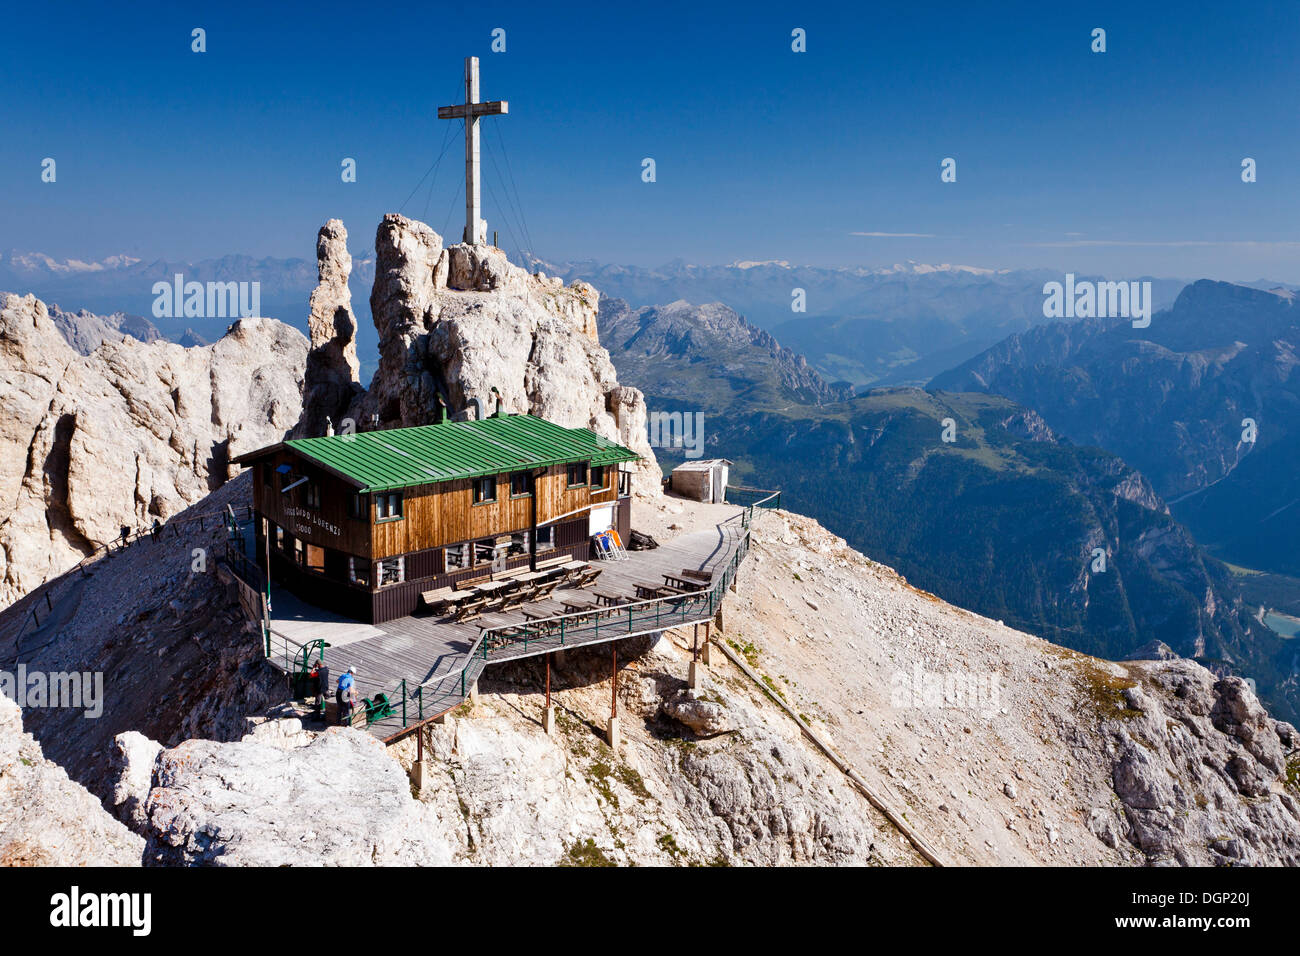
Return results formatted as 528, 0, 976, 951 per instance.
266, 507, 751, 741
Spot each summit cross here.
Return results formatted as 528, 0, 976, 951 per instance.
437, 56, 508, 246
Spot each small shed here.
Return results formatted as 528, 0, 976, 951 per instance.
670, 459, 732, 504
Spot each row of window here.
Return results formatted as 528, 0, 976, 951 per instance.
273, 522, 559, 589
266, 462, 611, 522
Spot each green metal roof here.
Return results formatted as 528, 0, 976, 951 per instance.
279, 414, 639, 493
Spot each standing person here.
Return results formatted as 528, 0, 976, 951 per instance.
151, 517, 162, 543
337, 666, 357, 725
119, 525, 130, 549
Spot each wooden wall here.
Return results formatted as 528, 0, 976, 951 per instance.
249, 450, 619, 562
252, 450, 370, 557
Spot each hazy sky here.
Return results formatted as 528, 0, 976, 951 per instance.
4, 0, 1299, 280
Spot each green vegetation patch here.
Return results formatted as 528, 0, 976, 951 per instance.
561, 838, 615, 867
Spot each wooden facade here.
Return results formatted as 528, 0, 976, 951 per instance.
240, 438, 634, 624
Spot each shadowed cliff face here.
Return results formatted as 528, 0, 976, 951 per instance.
293, 214, 663, 497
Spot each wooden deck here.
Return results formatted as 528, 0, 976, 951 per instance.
264, 509, 752, 742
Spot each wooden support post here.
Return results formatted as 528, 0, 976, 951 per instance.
607, 642, 620, 753
412, 726, 427, 792
543, 652, 556, 736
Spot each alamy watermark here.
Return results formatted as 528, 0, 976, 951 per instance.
1, 665, 103, 718
647, 410, 705, 459
152, 273, 261, 319
1042, 273, 1152, 328
891, 663, 1002, 717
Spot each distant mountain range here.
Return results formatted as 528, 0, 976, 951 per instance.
932, 280, 1300, 580
0, 248, 374, 365
530, 255, 1192, 388
597, 294, 1300, 724
597, 298, 852, 411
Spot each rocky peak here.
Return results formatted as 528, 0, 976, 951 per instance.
295, 219, 362, 439
0, 292, 306, 604
293, 213, 660, 494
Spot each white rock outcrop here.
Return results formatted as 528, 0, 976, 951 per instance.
0, 691, 144, 865
137, 728, 452, 866
294, 218, 361, 439
0, 292, 306, 604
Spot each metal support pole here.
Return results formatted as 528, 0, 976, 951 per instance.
546, 653, 551, 709
693, 622, 699, 662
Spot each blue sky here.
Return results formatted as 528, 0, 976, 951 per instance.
3, 0, 1298, 279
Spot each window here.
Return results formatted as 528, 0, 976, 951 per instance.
348, 557, 370, 587
305, 481, 322, 510
474, 539, 496, 566
590, 465, 606, 489
567, 462, 588, 487
535, 525, 555, 551
378, 556, 404, 587
293, 538, 305, 566
375, 492, 403, 521
273, 524, 285, 550
305, 544, 325, 572
618, 469, 631, 496
347, 493, 367, 520
510, 471, 532, 497
506, 531, 529, 556
473, 475, 498, 505
445, 543, 471, 570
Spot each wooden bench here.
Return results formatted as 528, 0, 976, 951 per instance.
634, 582, 667, 600
454, 573, 492, 591
679, 568, 713, 584
535, 555, 570, 571
662, 573, 705, 592
453, 596, 489, 621
420, 586, 458, 610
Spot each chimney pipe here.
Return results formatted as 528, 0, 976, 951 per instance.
468, 396, 486, 421
491, 386, 503, 418
436, 394, 448, 424
325, 416, 334, 437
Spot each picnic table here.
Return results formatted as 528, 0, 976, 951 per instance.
662, 572, 706, 592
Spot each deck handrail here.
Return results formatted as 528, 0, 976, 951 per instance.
277, 489, 782, 739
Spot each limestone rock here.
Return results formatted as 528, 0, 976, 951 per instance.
0, 692, 144, 866
45, 302, 164, 354
0, 293, 306, 604
663, 691, 733, 736
109, 731, 163, 830
1098, 660, 1300, 864
139, 728, 452, 866
340, 214, 661, 496
295, 219, 361, 438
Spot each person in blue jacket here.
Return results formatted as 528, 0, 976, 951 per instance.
337, 666, 357, 725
